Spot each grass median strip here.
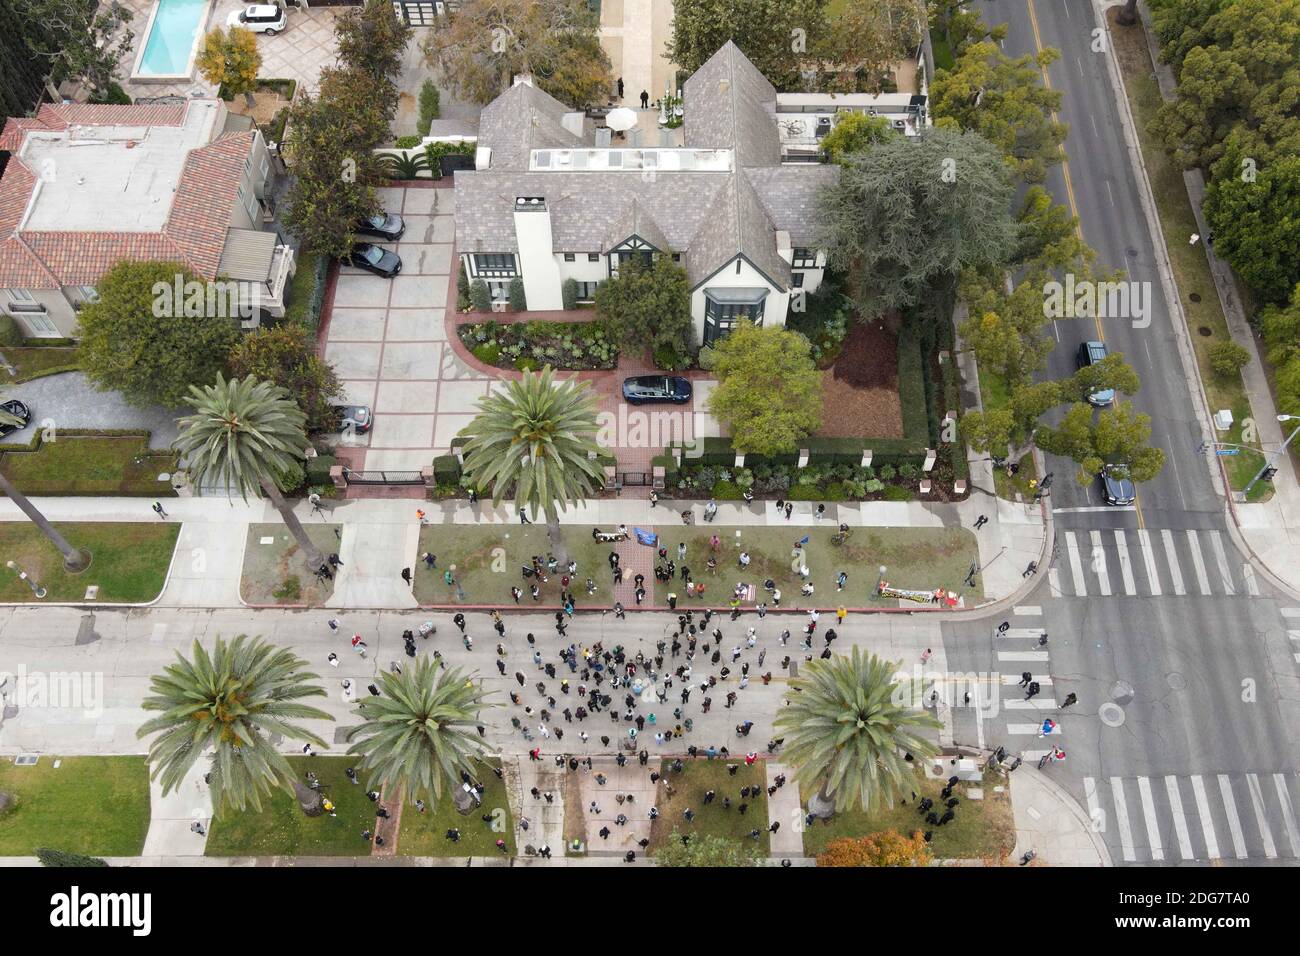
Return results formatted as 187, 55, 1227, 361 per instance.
395, 759, 515, 856
647, 758, 770, 856
0, 522, 179, 603
0, 434, 177, 496
240, 523, 341, 606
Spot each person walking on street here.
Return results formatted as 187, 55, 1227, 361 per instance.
1062, 692, 1078, 708
1025, 680, 1040, 700
401, 567, 412, 586
974, 514, 988, 530
152, 501, 169, 519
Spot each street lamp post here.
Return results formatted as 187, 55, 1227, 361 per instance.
6, 560, 47, 599
876, 565, 887, 594
1242, 415, 1300, 498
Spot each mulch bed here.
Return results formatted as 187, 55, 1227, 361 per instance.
815, 319, 904, 438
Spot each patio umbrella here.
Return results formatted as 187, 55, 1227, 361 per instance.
606, 107, 638, 132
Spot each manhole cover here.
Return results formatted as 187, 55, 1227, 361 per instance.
1167, 672, 1187, 690
1099, 702, 1126, 727
1111, 680, 1135, 705
1189, 292, 1201, 303
1198, 326, 1213, 336
1126, 247, 1138, 257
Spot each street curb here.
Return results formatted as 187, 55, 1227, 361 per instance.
1012, 765, 1114, 867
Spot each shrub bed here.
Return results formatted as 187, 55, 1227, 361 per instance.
459, 319, 618, 370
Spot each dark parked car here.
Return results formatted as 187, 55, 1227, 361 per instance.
622, 375, 692, 405
355, 211, 405, 242
1099, 465, 1136, 506
333, 404, 371, 435
342, 242, 402, 278
1077, 340, 1114, 407
0, 399, 31, 438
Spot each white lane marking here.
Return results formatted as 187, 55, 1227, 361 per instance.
1186, 530, 1212, 595
1161, 529, 1186, 595
997, 651, 1050, 661
1065, 531, 1087, 595
974, 683, 985, 750
1283, 608, 1300, 618
1114, 530, 1136, 595
1219, 775, 1248, 859
1245, 773, 1277, 859
1137, 529, 1161, 596
1242, 563, 1259, 596
1136, 776, 1164, 861
999, 628, 1046, 639
1090, 530, 1111, 596
1106, 180, 1116, 208
1048, 567, 1062, 596
1207, 531, 1235, 595
1001, 674, 1053, 685
1273, 774, 1299, 858
1165, 776, 1194, 861
1003, 699, 1058, 710
1007, 722, 1064, 735
1014, 606, 1041, 616
1111, 777, 1136, 862
1190, 775, 1220, 860
1288, 630, 1300, 642
1054, 505, 1136, 513
1085, 777, 1103, 835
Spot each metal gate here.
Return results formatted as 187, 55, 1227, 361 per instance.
620, 472, 649, 486
393, 0, 453, 23
343, 468, 424, 485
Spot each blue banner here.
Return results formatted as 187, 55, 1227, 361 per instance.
634, 528, 658, 547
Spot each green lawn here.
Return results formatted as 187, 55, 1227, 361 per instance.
413, 524, 611, 606
1110, 12, 1272, 500
647, 759, 770, 855
0, 435, 178, 496
239, 523, 340, 606
801, 768, 1016, 862
652, 525, 982, 607
0, 756, 150, 856
396, 759, 516, 856
205, 757, 380, 857
0, 522, 179, 603
1, 347, 79, 383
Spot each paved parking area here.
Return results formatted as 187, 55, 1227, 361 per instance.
4, 372, 179, 448
323, 185, 500, 472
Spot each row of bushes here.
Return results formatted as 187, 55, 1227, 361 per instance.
282, 251, 330, 331
665, 435, 929, 471
460, 318, 618, 371
670, 460, 920, 503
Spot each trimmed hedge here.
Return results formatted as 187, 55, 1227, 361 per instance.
0, 314, 22, 347
433, 454, 461, 485
305, 454, 337, 486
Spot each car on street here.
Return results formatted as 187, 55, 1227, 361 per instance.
622, 375, 692, 405
355, 210, 405, 242
1099, 464, 1136, 506
227, 3, 287, 33
0, 399, 31, 438
333, 404, 371, 435
1077, 340, 1115, 407
341, 242, 402, 278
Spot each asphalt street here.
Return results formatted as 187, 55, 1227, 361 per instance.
948, 0, 1300, 865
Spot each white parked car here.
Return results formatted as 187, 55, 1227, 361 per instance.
227, 4, 287, 34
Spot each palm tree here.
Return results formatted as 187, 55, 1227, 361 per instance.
1116, 0, 1138, 26
459, 365, 604, 554
174, 374, 325, 572
345, 657, 494, 805
775, 647, 941, 816
0, 390, 89, 570
136, 635, 333, 815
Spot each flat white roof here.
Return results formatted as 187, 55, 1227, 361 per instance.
529, 147, 733, 172
19, 100, 221, 233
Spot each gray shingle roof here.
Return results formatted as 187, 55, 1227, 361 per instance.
476, 82, 589, 169
742, 164, 841, 246
603, 197, 672, 253
683, 41, 780, 167
685, 172, 790, 289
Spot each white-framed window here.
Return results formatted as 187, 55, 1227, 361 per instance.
587, 253, 600, 262
792, 247, 817, 268
237, 182, 258, 225
5, 289, 45, 313
6, 288, 35, 303
19, 312, 59, 337
563, 253, 576, 262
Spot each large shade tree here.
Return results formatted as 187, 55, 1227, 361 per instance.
775, 648, 941, 815
345, 658, 494, 804
173, 374, 324, 572
458, 366, 604, 547
707, 321, 823, 455
0, 393, 89, 570
136, 635, 332, 814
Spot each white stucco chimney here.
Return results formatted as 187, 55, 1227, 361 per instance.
775, 229, 792, 262
561, 111, 585, 137
513, 197, 564, 309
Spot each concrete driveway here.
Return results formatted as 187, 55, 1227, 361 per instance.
323, 184, 497, 472
3, 372, 179, 448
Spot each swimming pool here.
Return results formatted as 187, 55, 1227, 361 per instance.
132, 0, 212, 80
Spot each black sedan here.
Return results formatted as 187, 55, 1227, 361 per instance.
342, 242, 402, 278
355, 210, 405, 242
1099, 465, 1136, 506
333, 404, 372, 435
622, 375, 692, 405
0, 399, 31, 438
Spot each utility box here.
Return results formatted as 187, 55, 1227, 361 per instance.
1214, 409, 1233, 431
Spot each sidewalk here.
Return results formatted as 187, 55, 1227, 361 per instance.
0, 491, 1046, 611
765, 761, 804, 857
1008, 765, 1110, 866
141, 761, 210, 858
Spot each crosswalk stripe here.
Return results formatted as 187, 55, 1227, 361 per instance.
1048, 567, 1062, 596
1003, 699, 1059, 710
1001, 674, 1053, 685
1085, 777, 1103, 835
1164, 776, 1194, 860
1136, 776, 1164, 861
1219, 774, 1248, 859
1283, 608, 1300, 618
1287, 630, 1300, 642
1207, 531, 1235, 595
1111, 777, 1137, 862
1090, 530, 1111, 596
997, 650, 1050, 661
1273, 774, 1299, 858
1136, 529, 1161, 596
1189, 775, 1220, 860
1186, 530, 1212, 595
998, 628, 1046, 639
1245, 773, 1278, 859
1065, 531, 1087, 595
1161, 529, 1186, 595
1013, 606, 1041, 616
1021, 750, 1053, 760
1242, 563, 1259, 596
1114, 530, 1136, 595
1007, 722, 1064, 735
